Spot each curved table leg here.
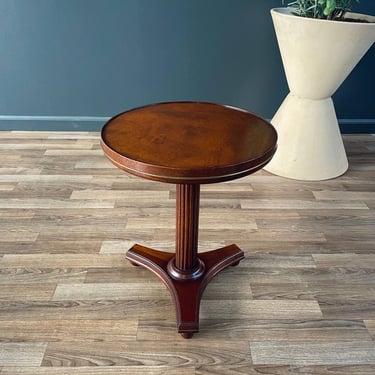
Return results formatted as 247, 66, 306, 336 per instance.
126, 243, 244, 338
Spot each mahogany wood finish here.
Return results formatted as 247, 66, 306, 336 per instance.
126, 243, 245, 337
171, 184, 204, 280
100, 102, 277, 185
101, 101, 277, 338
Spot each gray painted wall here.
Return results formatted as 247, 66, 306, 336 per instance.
0, 0, 374, 131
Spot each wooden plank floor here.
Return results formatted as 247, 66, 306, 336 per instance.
0, 131, 374, 374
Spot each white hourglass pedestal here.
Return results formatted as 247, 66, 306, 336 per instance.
265, 8, 375, 180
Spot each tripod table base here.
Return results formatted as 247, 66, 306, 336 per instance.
126, 243, 245, 338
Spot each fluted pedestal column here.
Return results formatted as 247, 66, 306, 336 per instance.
168, 184, 205, 281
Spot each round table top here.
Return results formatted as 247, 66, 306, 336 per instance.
101, 102, 277, 184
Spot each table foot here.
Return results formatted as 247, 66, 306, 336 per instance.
126, 243, 244, 337
181, 332, 194, 339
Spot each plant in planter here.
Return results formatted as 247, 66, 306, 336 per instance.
285, 0, 359, 20
264, 0, 375, 180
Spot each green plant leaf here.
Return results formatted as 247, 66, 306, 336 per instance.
324, 0, 336, 15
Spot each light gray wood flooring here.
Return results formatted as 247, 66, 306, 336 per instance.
0, 131, 374, 374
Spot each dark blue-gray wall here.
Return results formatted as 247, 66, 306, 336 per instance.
0, 0, 374, 132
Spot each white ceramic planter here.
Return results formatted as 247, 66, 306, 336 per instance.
265, 8, 375, 180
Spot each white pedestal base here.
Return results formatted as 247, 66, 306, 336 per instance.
264, 94, 348, 181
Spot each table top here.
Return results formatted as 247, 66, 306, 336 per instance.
101, 102, 277, 184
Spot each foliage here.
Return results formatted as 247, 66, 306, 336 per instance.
283, 0, 360, 20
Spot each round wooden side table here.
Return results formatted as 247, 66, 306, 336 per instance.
101, 101, 277, 338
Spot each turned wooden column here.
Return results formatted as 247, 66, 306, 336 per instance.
167, 184, 205, 281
